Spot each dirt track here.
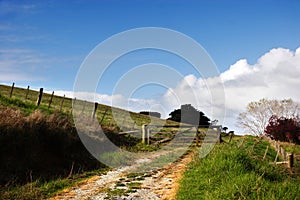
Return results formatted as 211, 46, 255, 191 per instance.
50, 149, 195, 200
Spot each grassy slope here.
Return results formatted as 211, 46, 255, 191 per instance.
0, 83, 182, 157
0, 84, 181, 199
0, 84, 179, 127
0, 106, 109, 199
176, 136, 300, 200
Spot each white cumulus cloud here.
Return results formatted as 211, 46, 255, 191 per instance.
161, 47, 300, 133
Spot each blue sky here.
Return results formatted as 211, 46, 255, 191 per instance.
1, 0, 300, 131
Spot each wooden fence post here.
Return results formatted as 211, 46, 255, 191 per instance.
9, 82, 15, 98
25, 85, 30, 100
287, 153, 294, 169
73, 97, 77, 107
228, 132, 234, 143
142, 124, 146, 144
36, 88, 43, 107
60, 95, 65, 111
48, 91, 54, 109
92, 102, 98, 119
196, 128, 200, 147
263, 146, 269, 161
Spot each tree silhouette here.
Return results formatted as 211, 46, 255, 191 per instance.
168, 104, 210, 127
222, 127, 228, 133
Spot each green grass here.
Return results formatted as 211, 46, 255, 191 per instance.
176, 136, 300, 200
0, 168, 109, 200
0, 83, 182, 156
129, 143, 159, 152
99, 150, 137, 167
0, 84, 179, 129
0, 84, 74, 112
0, 83, 185, 157
277, 141, 300, 173
280, 142, 300, 155
0, 83, 182, 198
0, 93, 51, 115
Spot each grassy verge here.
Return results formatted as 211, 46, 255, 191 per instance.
0, 107, 109, 196
176, 136, 300, 200
0, 168, 109, 200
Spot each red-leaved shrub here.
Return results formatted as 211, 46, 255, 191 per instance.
265, 115, 300, 144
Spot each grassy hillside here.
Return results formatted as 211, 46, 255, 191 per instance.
0, 83, 182, 199
0, 84, 179, 127
176, 136, 300, 199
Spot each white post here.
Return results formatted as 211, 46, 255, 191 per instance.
142, 124, 146, 144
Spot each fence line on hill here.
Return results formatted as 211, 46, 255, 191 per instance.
5, 82, 101, 119
3, 82, 220, 147
4, 83, 142, 134
246, 136, 296, 170
270, 140, 295, 169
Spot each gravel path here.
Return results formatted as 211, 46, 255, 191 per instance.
50, 149, 194, 200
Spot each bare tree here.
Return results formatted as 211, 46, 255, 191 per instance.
237, 98, 299, 136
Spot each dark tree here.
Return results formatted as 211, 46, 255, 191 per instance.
139, 111, 161, 118
264, 115, 300, 144
168, 104, 210, 127
222, 127, 228, 133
